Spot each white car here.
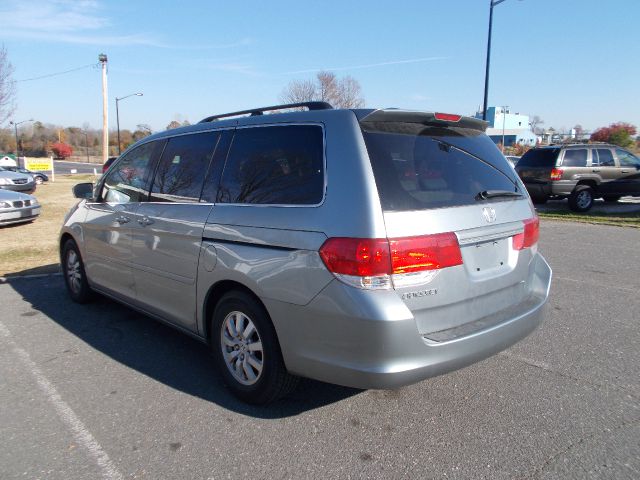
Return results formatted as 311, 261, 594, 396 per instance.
0, 189, 40, 226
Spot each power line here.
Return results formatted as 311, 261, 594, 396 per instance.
17, 63, 99, 83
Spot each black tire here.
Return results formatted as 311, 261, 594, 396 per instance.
602, 195, 621, 203
35, 176, 43, 185
61, 239, 94, 303
568, 185, 594, 212
531, 196, 548, 205
211, 291, 298, 404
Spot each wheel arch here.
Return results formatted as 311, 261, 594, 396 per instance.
574, 179, 597, 191
202, 280, 272, 345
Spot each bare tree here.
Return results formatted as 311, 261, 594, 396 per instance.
280, 71, 365, 108
337, 75, 365, 108
0, 44, 16, 125
280, 79, 317, 104
529, 115, 544, 134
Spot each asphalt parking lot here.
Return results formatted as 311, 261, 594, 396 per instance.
1, 221, 638, 479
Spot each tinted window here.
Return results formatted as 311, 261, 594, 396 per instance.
102, 142, 157, 203
616, 148, 640, 167
596, 149, 615, 166
150, 132, 220, 203
561, 149, 587, 167
517, 148, 560, 167
218, 125, 324, 205
361, 124, 521, 212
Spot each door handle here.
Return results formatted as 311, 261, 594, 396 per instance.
591, 169, 601, 173
621, 169, 629, 173
137, 217, 154, 226
115, 215, 130, 224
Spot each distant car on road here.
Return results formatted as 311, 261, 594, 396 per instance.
4, 166, 49, 185
102, 156, 118, 174
0, 166, 36, 193
0, 189, 40, 226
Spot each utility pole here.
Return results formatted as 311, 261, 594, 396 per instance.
99, 53, 108, 164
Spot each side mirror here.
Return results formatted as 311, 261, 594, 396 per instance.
72, 182, 94, 200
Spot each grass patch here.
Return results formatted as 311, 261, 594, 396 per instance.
1, 174, 98, 277
538, 210, 640, 228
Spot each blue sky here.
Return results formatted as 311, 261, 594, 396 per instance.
2, 0, 639, 134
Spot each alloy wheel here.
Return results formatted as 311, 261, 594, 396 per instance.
220, 311, 264, 385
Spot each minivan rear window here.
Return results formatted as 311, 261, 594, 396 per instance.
517, 148, 560, 167
361, 122, 521, 211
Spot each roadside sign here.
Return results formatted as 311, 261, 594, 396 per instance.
25, 158, 54, 172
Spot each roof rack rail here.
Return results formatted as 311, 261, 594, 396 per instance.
198, 101, 333, 123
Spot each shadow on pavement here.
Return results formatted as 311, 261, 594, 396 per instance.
2, 263, 61, 278
7, 275, 362, 418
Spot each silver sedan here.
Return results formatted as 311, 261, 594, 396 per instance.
0, 189, 40, 226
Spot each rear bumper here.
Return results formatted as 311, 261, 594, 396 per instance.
267, 253, 552, 390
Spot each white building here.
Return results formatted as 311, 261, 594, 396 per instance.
477, 107, 538, 147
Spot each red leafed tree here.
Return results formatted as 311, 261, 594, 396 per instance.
51, 142, 73, 159
591, 122, 637, 148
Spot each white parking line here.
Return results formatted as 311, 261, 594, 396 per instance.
0, 320, 124, 480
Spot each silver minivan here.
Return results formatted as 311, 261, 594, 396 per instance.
61, 102, 552, 404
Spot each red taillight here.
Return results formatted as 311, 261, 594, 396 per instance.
434, 112, 462, 122
550, 168, 563, 181
390, 232, 462, 273
319, 238, 390, 277
513, 217, 539, 250
319, 233, 463, 278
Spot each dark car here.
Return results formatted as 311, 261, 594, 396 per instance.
515, 144, 640, 211
5, 166, 49, 185
102, 156, 118, 174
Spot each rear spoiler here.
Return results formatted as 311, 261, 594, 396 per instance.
359, 109, 488, 132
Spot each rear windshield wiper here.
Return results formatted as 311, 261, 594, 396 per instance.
476, 190, 523, 200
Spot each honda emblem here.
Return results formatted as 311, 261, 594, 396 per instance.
482, 207, 496, 223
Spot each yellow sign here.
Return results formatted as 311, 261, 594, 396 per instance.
25, 158, 53, 172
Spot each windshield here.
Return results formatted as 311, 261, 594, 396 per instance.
361, 122, 521, 212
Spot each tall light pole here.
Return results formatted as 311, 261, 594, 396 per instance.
84, 130, 90, 163
99, 54, 108, 163
482, 0, 520, 120
9, 119, 34, 168
115, 93, 143, 154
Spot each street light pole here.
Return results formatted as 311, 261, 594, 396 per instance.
9, 119, 34, 168
115, 92, 143, 155
483, 0, 514, 121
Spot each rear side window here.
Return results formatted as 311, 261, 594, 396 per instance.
150, 132, 220, 203
517, 149, 560, 167
561, 149, 587, 167
361, 123, 521, 211
616, 148, 640, 167
596, 149, 615, 166
218, 125, 324, 205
